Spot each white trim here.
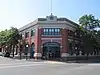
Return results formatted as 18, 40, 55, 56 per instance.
61, 53, 69, 57
27, 53, 30, 56
38, 24, 75, 31
60, 46, 62, 48
62, 28, 66, 29
41, 45, 62, 48
22, 53, 24, 56
68, 39, 73, 42
41, 38, 62, 40
41, 35, 62, 36
51, 39, 52, 42
34, 53, 42, 57
41, 46, 43, 48
38, 27, 41, 29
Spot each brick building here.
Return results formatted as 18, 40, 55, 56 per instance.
19, 14, 80, 59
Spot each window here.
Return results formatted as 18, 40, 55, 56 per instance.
68, 30, 74, 36
49, 28, 52, 35
55, 28, 58, 35
43, 28, 61, 35
31, 29, 35, 36
57, 28, 60, 35
45, 28, 49, 35
50, 16, 53, 20
22, 34, 24, 38
51, 28, 54, 35
25, 32, 29, 38
44, 29, 46, 32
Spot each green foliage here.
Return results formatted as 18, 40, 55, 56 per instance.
0, 27, 21, 48
79, 14, 100, 30
82, 32, 94, 54
78, 14, 100, 55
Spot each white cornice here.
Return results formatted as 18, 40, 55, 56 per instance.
41, 38, 62, 40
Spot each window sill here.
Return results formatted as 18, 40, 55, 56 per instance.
41, 35, 62, 36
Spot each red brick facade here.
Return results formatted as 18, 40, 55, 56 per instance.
23, 28, 70, 58
19, 15, 79, 59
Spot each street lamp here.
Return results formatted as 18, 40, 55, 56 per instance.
6, 46, 7, 48
25, 44, 28, 60
26, 44, 28, 48
5, 46, 7, 52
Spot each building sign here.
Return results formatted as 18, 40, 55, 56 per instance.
43, 42, 59, 47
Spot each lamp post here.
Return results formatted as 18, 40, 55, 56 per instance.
19, 43, 22, 60
18, 40, 21, 60
25, 44, 28, 60
5, 46, 7, 53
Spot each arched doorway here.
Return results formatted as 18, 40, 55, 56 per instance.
30, 43, 35, 58
42, 42, 60, 59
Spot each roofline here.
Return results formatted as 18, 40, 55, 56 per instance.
19, 19, 38, 32
19, 16, 79, 32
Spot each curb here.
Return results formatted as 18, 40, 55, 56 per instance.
43, 61, 66, 64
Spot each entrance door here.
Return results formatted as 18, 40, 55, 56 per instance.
42, 42, 60, 59
30, 43, 35, 58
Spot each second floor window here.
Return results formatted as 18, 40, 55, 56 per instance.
68, 30, 74, 37
31, 29, 35, 36
43, 28, 60, 35
25, 32, 29, 38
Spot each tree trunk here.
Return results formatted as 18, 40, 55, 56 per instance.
12, 45, 15, 58
19, 45, 22, 60
15, 45, 18, 55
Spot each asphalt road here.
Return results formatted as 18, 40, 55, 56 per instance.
0, 57, 100, 75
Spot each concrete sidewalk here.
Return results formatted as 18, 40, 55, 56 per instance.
2, 55, 100, 64
0, 56, 67, 64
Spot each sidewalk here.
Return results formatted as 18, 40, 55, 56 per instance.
0, 56, 67, 64
2, 55, 100, 64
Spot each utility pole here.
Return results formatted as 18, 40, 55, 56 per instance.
50, 0, 52, 15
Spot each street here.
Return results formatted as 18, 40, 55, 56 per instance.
0, 57, 100, 75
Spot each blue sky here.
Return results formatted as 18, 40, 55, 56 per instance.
0, 0, 100, 30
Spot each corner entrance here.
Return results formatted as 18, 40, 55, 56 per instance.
42, 42, 60, 60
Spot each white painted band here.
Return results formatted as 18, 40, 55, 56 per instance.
34, 53, 42, 57
61, 53, 69, 57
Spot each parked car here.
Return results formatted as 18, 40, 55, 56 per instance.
4, 52, 10, 57
0, 52, 3, 56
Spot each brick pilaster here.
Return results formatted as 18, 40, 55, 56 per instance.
61, 28, 69, 57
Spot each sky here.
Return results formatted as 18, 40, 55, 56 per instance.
0, 0, 100, 30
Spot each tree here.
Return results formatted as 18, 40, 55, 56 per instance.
0, 29, 10, 52
79, 14, 100, 56
82, 32, 95, 55
0, 27, 21, 58
79, 14, 100, 31
92, 30, 100, 55
8, 27, 21, 57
